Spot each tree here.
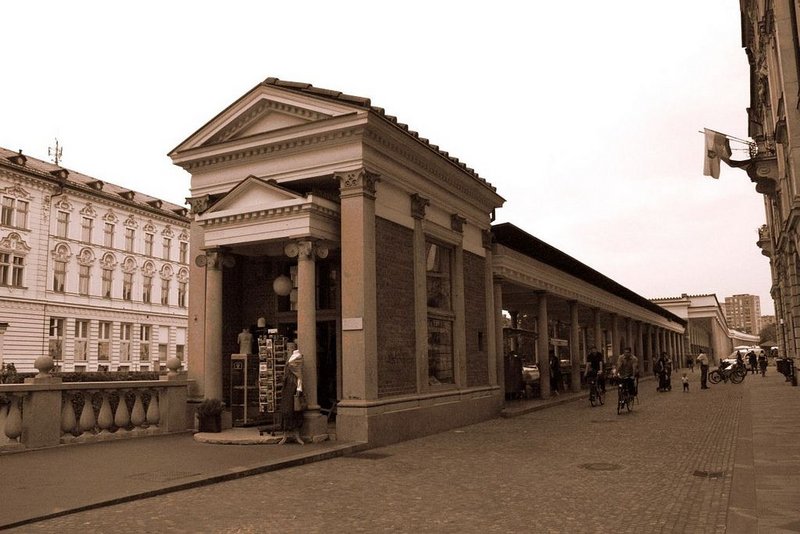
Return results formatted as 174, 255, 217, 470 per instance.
759, 323, 778, 345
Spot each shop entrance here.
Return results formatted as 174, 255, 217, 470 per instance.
277, 319, 338, 415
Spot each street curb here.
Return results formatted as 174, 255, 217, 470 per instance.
0, 441, 370, 531
726, 387, 758, 533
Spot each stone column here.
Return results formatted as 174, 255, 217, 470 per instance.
204, 248, 223, 401
537, 292, 550, 398
610, 314, 619, 364
483, 231, 498, 387
493, 279, 504, 390
635, 321, 644, 376
647, 324, 654, 373
411, 194, 429, 393
593, 308, 602, 354
569, 301, 581, 393
336, 169, 379, 443
625, 318, 633, 352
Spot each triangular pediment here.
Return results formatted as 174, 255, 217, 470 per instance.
206, 176, 304, 214
171, 83, 363, 155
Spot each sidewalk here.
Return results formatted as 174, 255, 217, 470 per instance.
0, 429, 367, 530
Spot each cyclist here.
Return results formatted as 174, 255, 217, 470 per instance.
616, 347, 639, 399
585, 345, 605, 393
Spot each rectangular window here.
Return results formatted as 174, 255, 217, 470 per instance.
120, 323, 132, 362
53, 260, 66, 293
1, 197, 13, 226
81, 217, 93, 243
125, 228, 135, 253
162, 237, 171, 261
161, 278, 170, 305
179, 241, 188, 264
176, 344, 185, 361
11, 256, 23, 287
15, 200, 28, 229
123, 272, 133, 301
426, 241, 454, 385
104, 222, 115, 248
98, 321, 111, 361
102, 268, 113, 298
144, 233, 154, 256
49, 317, 65, 363
74, 319, 89, 361
0, 253, 10, 285
140, 324, 151, 361
143, 275, 152, 303
178, 281, 187, 308
158, 343, 168, 363
56, 211, 69, 238
78, 264, 90, 295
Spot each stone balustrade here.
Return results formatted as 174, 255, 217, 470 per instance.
0, 356, 189, 451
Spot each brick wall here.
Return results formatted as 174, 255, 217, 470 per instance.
375, 217, 417, 397
464, 251, 488, 387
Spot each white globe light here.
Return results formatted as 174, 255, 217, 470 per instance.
273, 275, 292, 296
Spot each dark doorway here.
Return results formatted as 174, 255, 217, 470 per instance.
317, 320, 338, 413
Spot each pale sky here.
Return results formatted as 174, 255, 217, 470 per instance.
1, 1, 774, 315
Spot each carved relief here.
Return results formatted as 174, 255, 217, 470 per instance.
187, 194, 211, 214
336, 169, 380, 198
0, 232, 31, 254
100, 252, 117, 269
410, 193, 429, 219
160, 264, 174, 280
103, 209, 119, 223
162, 225, 174, 237
54, 198, 73, 212
78, 248, 95, 266
80, 203, 97, 218
52, 243, 72, 262
177, 267, 189, 283
0, 185, 31, 200
143, 221, 156, 233
124, 215, 138, 228
122, 257, 138, 274
178, 230, 189, 241
141, 260, 155, 277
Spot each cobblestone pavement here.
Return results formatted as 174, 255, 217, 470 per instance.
9, 371, 799, 534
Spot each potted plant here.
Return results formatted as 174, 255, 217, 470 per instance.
196, 398, 223, 433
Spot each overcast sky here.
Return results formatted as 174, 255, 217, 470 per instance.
1, 1, 774, 316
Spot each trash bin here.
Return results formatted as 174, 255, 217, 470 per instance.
788, 358, 798, 387
777, 357, 787, 376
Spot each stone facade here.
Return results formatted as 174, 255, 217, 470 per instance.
0, 147, 190, 373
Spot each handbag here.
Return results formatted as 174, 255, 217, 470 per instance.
293, 391, 307, 412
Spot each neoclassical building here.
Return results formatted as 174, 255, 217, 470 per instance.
740, 1, 800, 358
171, 78, 687, 445
0, 147, 190, 373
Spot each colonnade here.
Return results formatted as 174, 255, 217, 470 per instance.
498, 289, 686, 397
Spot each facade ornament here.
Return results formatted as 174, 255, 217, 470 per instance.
285, 240, 329, 260
54, 198, 73, 212
52, 243, 71, 262
143, 221, 156, 233
124, 215, 138, 228
177, 268, 189, 283
0, 185, 31, 200
178, 230, 190, 241
78, 248, 95, 266
160, 264, 174, 280
0, 233, 31, 254
103, 209, 119, 223
100, 252, 117, 269
162, 225, 174, 237
410, 193, 429, 220
122, 257, 138, 274
187, 194, 211, 215
450, 214, 466, 233
79, 203, 97, 218
335, 168, 380, 199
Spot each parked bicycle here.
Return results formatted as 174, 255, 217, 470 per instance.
708, 362, 746, 384
588, 375, 604, 407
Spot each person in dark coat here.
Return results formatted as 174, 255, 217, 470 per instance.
748, 351, 758, 374
549, 350, 561, 396
279, 349, 305, 433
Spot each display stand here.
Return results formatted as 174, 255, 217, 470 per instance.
257, 330, 287, 417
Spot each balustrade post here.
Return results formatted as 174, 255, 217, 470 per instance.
4, 396, 22, 443
115, 390, 132, 437
145, 389, 160, 434
60, 393, 77, 444
97, 393, 114, 439
78, 391, 98, 440
131, 391, 146, 433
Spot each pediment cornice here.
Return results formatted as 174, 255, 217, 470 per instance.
207, 99, 331, 145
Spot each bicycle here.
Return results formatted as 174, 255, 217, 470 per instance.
708, 364, 746, 385
617, 377, 636, 414
588, 375, 604, 407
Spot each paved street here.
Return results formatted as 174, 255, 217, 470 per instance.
6, 370, 799, 533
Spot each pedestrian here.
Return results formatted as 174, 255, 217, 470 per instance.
758, 352, 767, 377
585, 346, 605, 393
549, 349, 561, 396
687, 355, 694, 373
748, 351, 758, 375
681, 372, 689, 392
697, 350, 710, 389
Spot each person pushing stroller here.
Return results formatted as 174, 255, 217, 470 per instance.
656, 352, 672, 392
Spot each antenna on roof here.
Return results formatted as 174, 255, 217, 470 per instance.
48, 138, 63, 165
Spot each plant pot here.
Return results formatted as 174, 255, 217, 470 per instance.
198, 413, 221, 433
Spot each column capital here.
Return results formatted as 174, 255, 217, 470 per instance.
285, 240, 329, 260
335, 168, 380, 199
186, 194, 211, 215
410, 193, 429, 219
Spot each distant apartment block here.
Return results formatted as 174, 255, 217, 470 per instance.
0, 147, 190, 373
723, 294, 761, 335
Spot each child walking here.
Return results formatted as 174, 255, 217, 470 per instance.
682, 373, 689, 392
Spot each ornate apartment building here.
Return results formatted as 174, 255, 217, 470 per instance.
0, 147, 190, 373
741, 1, 800, 357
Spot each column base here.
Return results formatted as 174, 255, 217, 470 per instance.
301, 410, 329, 443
